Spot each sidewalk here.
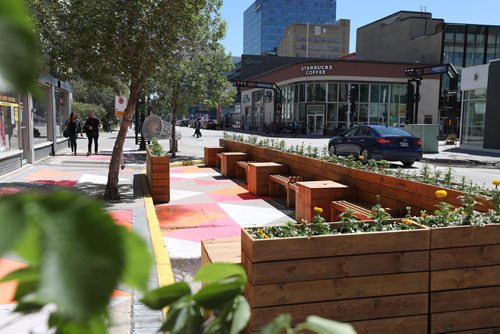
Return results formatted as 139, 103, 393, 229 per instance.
0, 141, 162, 333
422, 142, 500, 166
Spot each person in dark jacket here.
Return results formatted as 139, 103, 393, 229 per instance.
83, 111, 101, 156
65, 112, 83, 155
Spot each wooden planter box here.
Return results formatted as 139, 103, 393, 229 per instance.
146, 147, 170, 203
429, 224, 500, 333
241, 221, 430, 334
220, 139, 493, 216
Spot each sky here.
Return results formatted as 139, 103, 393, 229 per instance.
220, 0, 500, 56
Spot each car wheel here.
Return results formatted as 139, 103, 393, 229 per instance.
360, 148, 371, 164
329, 144, 337, 156
402, 161, 415, 167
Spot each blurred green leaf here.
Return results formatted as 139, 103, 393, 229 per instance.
258, 314, 292, 334
13, 301, 44, 314
0, 266, 38, 283
35, 191, 125, 320
118, 226, 152, 292
304, 316, 357, 334
48, 312, 107, 334
0, 0, 40, 92
0, 194, 27, 255
141, 282, 191, 310
194, 263, 247, 284
229, 295, 250, 334
193, 275, 245, 309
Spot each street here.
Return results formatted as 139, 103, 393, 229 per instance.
168, 126, 500, 190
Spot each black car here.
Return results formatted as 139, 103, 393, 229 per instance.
328, 125, 423, 167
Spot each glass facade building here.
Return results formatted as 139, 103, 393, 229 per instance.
243, 0, 337, 55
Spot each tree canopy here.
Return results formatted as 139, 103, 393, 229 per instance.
29, 0, 228, 199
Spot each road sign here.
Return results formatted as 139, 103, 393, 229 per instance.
115, 96, 127, 117
232, 80, 274, 89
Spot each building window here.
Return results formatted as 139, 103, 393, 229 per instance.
462, 89, 486, 146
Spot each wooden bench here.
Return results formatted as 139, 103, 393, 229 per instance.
236, 161, 256, 180
221, 152, 249, 178
247, 162, 288, 196
330, 199, 373, 222
204, 146, 224, 167
269, 175, 303, 208
201, 237, 241, 266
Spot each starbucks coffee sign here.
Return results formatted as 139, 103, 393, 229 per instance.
301, 64, 333, 76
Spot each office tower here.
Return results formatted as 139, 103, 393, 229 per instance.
243, 0, 337, 55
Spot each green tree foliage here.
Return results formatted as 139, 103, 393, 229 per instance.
71, 101, 106, 123
28, 0, 222, 199
0, 191, 152, 333
147, 0, 234, 156
71, 78, 127, 123
0, 0, 40, 92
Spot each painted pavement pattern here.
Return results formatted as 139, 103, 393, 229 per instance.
0, 153, 135, 333
157, 165, 294, 283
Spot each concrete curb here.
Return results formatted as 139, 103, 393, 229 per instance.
141, 170, 175, 318
421, 157, 500, 167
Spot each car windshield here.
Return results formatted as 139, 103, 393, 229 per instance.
373, 126, 412, 137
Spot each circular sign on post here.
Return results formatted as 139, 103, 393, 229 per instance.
115, 95, 128, 117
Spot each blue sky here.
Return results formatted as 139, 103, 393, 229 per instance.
221, 0, 500, 56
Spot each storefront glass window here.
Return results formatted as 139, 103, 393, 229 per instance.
369, 104, 378, 123
370, 84, 380, 103
32, 86, 51, 145
0, 93, 20, 153
307, 83, 326, 102
462, 89, 486, 146
298, 84, 305, 102
327, 83, 338, 102
358, 104, 368, 124
326, 103, 337, 127
338, 83, 348, 103
359, 84, 369, 103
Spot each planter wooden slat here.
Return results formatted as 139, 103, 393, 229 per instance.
431, 224, 500, 249
245, 272, 429, 307
431, 264, 500, 291
431, 307, 500, 333
242, 250, 429, 285
431, 286, 500, 313
430, 224, 500, 332
146, 147, 170, 203
241, 226, 430, 262
350, 315, 428, 334
248, 293, 428, 330
431, 244, 500, 270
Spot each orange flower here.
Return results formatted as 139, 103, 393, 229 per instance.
358, 155, 364, 160
435, 190, 448, 199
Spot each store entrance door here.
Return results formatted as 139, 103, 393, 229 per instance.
307, 105, 325, 135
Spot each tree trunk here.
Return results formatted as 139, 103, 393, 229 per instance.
104, 80, 140, 200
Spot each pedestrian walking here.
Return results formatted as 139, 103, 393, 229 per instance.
83, 111, 101, 156
194, 119, 202, 138
65, 112, 83, 155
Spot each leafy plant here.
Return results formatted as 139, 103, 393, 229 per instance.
149, 137, 167, 157
0, 191, 152, 333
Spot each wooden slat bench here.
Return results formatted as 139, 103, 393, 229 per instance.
269, 175, 303, 208
201, 237, 241, 266
330, 199, 374, 222
236, 161, 256, 180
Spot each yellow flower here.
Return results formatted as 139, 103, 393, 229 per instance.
358, 155, 364, 160
435, 190, 448, 199
401, 218, 412, 225
493, 180, 500, 186
313, 207, 323, 214
261, 233, 269, 239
